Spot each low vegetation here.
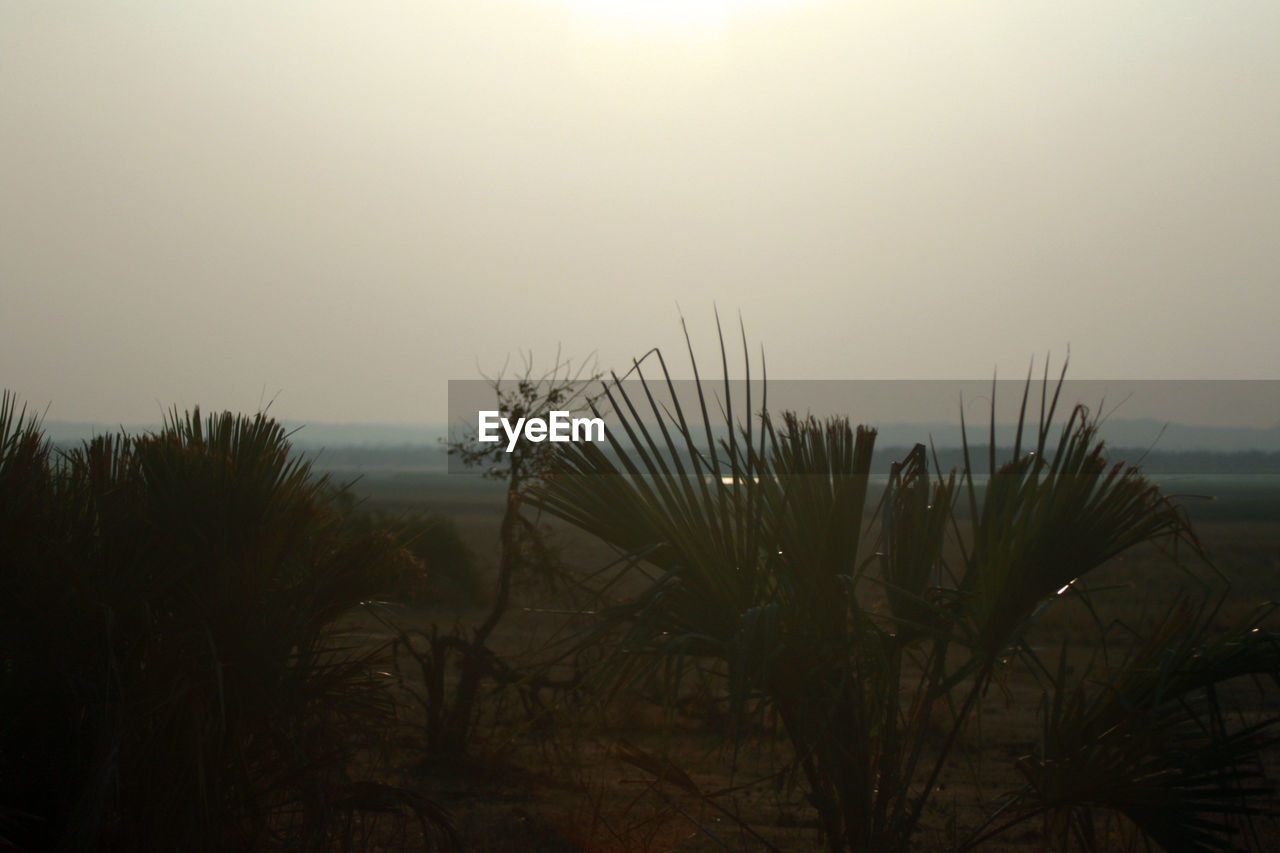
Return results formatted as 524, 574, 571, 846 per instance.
389, 358, 595, 762
530, 325, 1280, 852
3, 329, 1278, 852
0, 393, 456, 852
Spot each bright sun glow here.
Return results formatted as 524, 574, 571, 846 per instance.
555, 0, 800, 34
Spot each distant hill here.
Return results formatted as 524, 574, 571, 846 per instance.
41, 419, 450, 448
869, 419, 1280, 453
37, 417, 1280, 477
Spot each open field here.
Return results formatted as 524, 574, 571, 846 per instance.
341, 470, 1280, 524
336, 470, 1280, 852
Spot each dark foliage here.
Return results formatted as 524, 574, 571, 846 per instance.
0, 393, 456, 852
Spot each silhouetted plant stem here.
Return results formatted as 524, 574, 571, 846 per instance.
442, 475, 522, 756
903, 662, 991, 844
423, 353, 597, 760
884, 630, 952, 845
870, 640, 904, 843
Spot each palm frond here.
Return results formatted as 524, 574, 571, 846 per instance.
959, 390, 1193, 658
1006, 601, 1280, 852
0, 394, 445, 851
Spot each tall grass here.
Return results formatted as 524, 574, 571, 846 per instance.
530, 326, 1280, 852
0, 394, 455, 851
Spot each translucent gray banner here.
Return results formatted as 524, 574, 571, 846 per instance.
447, 378, 1280, 475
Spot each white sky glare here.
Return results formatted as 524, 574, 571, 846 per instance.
2, 1, 1278, 423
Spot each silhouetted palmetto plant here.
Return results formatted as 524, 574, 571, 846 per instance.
529, 326, 1280, 852
970, 599, 1280, 853
0, 395, 457, 852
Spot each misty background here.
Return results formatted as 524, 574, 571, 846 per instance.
3, 1, 1278, 427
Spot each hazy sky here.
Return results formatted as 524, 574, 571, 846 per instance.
3, 1, 1278, 424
